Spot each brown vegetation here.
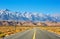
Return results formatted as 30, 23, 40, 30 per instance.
39, 27, 60, 35
0, 26, 33, 38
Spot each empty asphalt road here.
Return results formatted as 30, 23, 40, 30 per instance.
4, 28, 60, 39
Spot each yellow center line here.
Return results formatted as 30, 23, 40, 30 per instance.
33, 30, 36, 39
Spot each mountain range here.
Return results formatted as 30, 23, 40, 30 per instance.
0, 9, 60, 22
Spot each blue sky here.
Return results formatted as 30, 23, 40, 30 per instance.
0, 0, 60, 14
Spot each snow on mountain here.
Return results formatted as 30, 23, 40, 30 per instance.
0, 9, 60, 22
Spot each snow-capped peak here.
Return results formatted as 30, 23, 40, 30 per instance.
0, 9, 60, 22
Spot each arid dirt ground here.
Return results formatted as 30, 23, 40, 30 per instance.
0, 26, 60, 38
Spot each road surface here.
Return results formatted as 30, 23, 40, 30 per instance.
4, 28, 60, 39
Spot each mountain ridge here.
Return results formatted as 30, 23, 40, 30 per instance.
0, 9, 60, 22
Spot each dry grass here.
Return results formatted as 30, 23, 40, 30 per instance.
39, 27, 60, 35
0, 26, 33, 37
0, 26, 60, 38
